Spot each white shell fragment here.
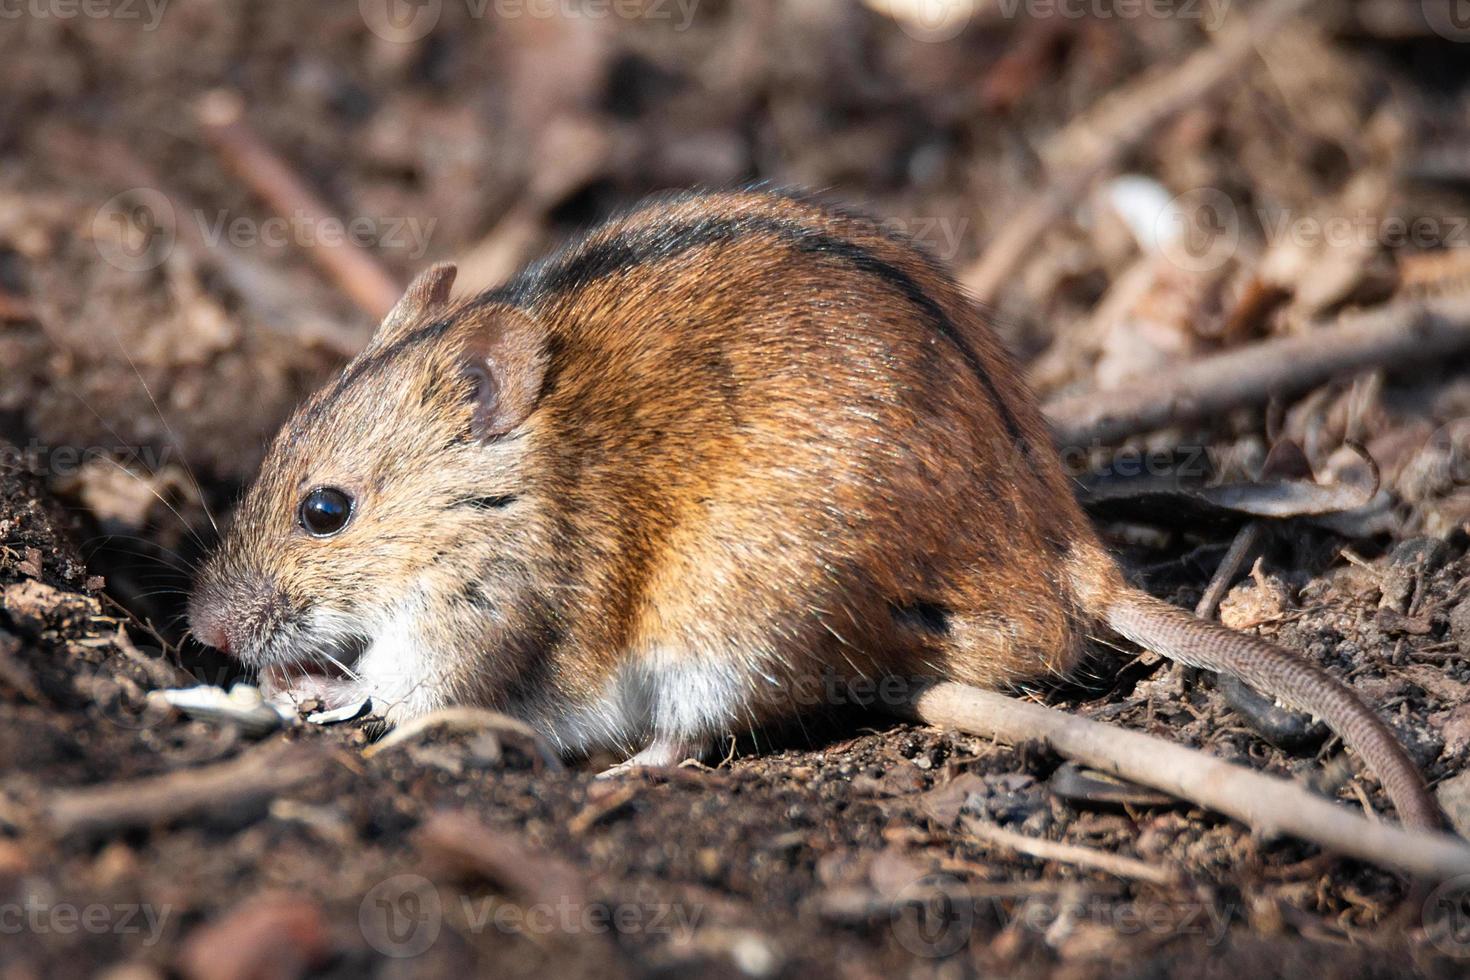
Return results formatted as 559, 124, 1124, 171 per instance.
1102, 175, 1177, 255
306, 698, 374, 726
151, 683, 295, 736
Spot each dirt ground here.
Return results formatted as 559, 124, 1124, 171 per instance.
5, 1, 1470, 977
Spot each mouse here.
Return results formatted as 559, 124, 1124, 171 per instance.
187, 189, 1439, 829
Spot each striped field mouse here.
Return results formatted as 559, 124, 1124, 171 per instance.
188, 190, 1439, 828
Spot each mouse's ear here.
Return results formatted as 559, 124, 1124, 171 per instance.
374, 263, 457, 346
457, 307, 548, 441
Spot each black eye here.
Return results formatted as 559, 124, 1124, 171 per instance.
299, 487, 353, 537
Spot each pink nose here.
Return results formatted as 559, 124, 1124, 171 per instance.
195, 622, 231, 655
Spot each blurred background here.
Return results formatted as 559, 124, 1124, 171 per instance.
7, 3, 1470, 975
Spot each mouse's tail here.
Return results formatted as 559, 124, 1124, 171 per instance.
1101, 587, 1442, 830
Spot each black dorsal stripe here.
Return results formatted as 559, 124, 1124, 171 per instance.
305, 198, 1027, 445
492, 209, 1027, 443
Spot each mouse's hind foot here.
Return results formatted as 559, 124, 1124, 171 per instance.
596, 736, 706, 778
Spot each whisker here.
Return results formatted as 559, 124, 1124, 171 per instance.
80, 533, 202, 574
96, 456, 210, 553
315, 646, 363, 683
108, 330, 222, 539
50, 378, 209, 551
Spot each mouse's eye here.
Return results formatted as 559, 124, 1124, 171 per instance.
299, 487, 353, 537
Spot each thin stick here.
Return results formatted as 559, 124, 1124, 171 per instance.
961, 0, 1313, 304
195, 90, 402, 320
46, 743, 327, 838
363, 706, 563, 770
1045, 292, 1470, 447
906, 682, 1470, 880
959, 815, 1175, 885
416, 810, 589, 908
1195, 522, 1265, 619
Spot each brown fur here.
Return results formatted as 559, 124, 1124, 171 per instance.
192, 190, 1121, 752
189, 189, 1429, 830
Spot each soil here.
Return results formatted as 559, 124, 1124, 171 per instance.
4, 2, 1470, 977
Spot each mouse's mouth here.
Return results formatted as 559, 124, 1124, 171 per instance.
258, 635, 369, 709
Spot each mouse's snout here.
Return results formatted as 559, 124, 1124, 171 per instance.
188, 567, 295, 664
193, 620, 231, 656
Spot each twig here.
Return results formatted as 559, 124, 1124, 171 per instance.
362, 706, 563, 770
567, 783, 639, 836
961, 0, 1313, 304
959, 815, 1175, 884
414, 811, 632, 971
1192, 529, 1327, 751
195, 89, 402, 320
415, 810, 588, 908
1045, 292, 1470, 447
46, 742, 328, 838
1195, 522, 1265, 619
906, 682, 1470, 880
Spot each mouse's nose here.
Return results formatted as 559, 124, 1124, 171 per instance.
187, 594, 236, 656
189, 569, 290, 661
192, 619, 231, 655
